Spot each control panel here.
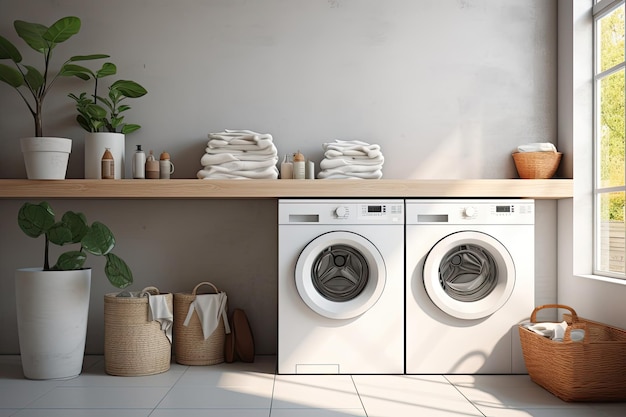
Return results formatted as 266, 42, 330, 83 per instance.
409, 200, 534, 225
278, 200, 404, 225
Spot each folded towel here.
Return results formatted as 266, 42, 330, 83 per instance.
208, 130, 274, 149
318, 166, 384, 176
146, 294, 174, 343
204, 159, 278, 172
205, 143, 278, 156
207, 139, 275, 152
323, 140, 382, 158
201, 152, 278, 165
197, 165, 279, 179
210, 129, 274, 140
318, 170, 383, 179
320, 155, 385, 169
517, 142, 557, 153
320, 160, 383, 172
183, 292, 231, 339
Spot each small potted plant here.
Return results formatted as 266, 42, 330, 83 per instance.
67, 62, 147, 179
0, 16, 108, 179
15, 201, 133, 379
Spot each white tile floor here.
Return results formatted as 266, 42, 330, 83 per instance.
1, 355, 625, 417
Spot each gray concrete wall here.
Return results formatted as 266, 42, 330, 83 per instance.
0, 0, 559, 354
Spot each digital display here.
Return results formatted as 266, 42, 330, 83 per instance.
368, 205, 383, 213
496, 205, 511, 213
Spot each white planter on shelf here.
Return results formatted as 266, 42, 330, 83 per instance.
84, 132, 125, 179
20, 137, 72, 180
15, 268, 91, 380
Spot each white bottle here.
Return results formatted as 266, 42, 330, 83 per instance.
133, 145, 146, 179
280, 154, 293, 179
305, 159, 315, 179
293, 151, 305, 180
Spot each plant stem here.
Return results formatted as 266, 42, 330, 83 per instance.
34, 101, 43, 137
44, 234, 50, 270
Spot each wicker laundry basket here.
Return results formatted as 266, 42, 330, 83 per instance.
519, 304, 626, 401
512, 151, 562, 179
174, 282, 227, 365
104, 286, 172, 376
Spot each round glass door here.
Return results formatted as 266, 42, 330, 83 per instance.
295, 231, 386, 319
423, 231, 515, 320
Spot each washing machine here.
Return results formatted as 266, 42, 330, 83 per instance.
278, 199, 404, 374
406, 199, 534, 374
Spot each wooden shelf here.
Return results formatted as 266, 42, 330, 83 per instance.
0, 179, 573, 199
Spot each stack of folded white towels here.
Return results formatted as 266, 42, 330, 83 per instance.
318, 140, 384, 179
197, 129, 279, 179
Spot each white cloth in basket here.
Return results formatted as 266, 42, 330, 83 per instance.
147, 294, 174, 343
517, 142, 557, 153
522, 320, 568, 341
184, 292, 231, 339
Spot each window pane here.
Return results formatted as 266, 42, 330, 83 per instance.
598, 4, 625, 73
598, 68, 625, 188
597, 191, 625, 274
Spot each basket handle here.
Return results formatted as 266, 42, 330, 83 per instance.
192, 282, 219, 295
530, 304, 579, 324
139, 286, 160, 297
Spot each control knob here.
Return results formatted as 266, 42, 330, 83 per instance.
335, 206, 348, 218
463, 206, 476, 218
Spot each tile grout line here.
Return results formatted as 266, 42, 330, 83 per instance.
350, 375, 369, 417
147, 363, 192, 414
442, 375, 487, 417
268, 371, 276, 417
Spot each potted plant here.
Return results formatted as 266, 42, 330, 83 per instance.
0, 16, 107, 179
15, 201, 133, 379
67, 62, 147, 179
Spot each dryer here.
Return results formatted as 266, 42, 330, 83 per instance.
406, 199, 534, 374
278, 199, 404, 374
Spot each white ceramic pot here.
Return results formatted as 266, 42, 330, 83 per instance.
15, 268, 91, 380
20, 137, 72, 180
84, 132, 125, 179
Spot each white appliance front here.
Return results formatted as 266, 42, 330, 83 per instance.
406, 199, 534, 374
278, 199, 404, 374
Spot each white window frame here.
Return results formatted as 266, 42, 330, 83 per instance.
593, 0, 626, 279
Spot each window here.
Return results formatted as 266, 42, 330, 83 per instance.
594, 0, 625, 278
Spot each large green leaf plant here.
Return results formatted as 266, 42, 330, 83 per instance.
0, 16, 108, 137
18, 202, 133, 289
66, 62, 147, 134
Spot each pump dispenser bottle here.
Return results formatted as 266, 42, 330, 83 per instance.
293, 151, 305, 179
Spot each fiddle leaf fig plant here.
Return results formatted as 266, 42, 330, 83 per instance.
67, 61, 147, 134
0, 16, 108, 136
18, 202, 133, 289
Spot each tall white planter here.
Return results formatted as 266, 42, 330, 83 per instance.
15, 268, 91, 380
84, 132, 125, 179
20, 137, 72, 180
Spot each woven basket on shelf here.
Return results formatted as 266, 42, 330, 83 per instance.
519, 304, 626, 402
174, 282, 227, 365
512, 151, 562, 179
104, 286, 172, 376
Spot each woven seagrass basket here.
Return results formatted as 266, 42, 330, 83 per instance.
104, 286, 172, 376
174, 282, 227, 365
519, 304, 626, 402
512, 151, 562, 179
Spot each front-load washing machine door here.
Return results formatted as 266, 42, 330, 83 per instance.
295, 231, 386, 320
423, 231, 515, 320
